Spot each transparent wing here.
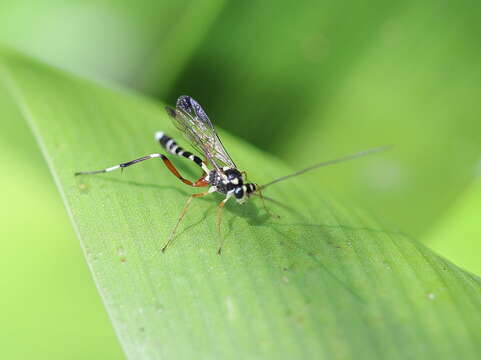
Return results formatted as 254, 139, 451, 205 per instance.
165, 95, 237, 171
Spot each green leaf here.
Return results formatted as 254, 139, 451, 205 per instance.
0, 75, 122, 359
426, 180, 481, 276
278, 1, 481, 238
2, 50, 481, 359
173, 0, 481, 238
0, 0, 225, 90
137, 0, 226, 97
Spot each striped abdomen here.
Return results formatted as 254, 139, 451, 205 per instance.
155, 131, 208, 172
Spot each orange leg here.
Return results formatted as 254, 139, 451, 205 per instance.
216, 196, 232, 255
161, 191, 212, 252
257, 188, 280, 219
76, 153, 209, 188
161, 156, 209, 187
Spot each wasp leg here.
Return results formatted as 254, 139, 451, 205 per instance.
161, 187, 217, 252
217, 195, 232, 255
256, 188, 280, 219
75, 153, 209, 187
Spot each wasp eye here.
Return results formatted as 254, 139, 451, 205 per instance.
234, 187, 244, 199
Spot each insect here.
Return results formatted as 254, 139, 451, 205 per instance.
76, 95, 388, 254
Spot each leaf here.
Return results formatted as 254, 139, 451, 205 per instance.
173, 0, 481, 238
0, 76, 123, 359
2, 50, 481, 360
137, 0, 226, 97
278, 1, 481, 238
0, 0, 225, 90
426, 179, 481, 276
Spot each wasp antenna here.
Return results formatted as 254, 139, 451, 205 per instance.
259, 145, 392, 190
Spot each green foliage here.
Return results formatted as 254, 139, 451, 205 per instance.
169, 0, 481, 239
146, 0, 481, 280
2, 51, 481, 359
279, 1, 481, 238
427, 180, 481, 276
0, 57, 122, 359
0, 0, 224, 90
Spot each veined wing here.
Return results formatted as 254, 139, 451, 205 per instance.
165, 95, 237, 171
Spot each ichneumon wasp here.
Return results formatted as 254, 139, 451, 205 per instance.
76, 95, 388, 254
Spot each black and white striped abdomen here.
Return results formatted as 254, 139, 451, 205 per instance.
156, 131, 183, 155
155, 131, 208, 172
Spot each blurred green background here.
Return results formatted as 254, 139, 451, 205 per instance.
1, 0, 480, 358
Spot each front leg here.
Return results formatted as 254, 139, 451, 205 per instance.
161, 186, 218, 252
216, 194, 233, 255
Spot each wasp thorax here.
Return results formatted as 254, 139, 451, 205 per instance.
208, 167, 257, 203
224, 168, 243, 185
209, 168, 241, 193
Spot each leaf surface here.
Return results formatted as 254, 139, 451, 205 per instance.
2, 51, 480, 360
426, 180, 481, 276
